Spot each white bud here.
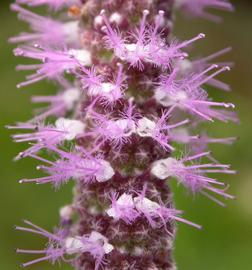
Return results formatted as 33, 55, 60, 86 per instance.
137, 117, 156, 137
101, 82, 115, 93
133, 246, 144, 256
134, 196, 160, 213
125, 43, 137, 52
96, 160, 115, 182
60, 205, 74, 220
62, 88, 80, 110
89, 205, 101, 215
107, 193, 134, 219
151, 157, 178, 180
63, 21, 79, 44
55, 118, 85, 140
109, 12, 123, 24
88, 82, 122, 101
115, 119, 136, 137
94, 15, 103, 28
65, 237, 84, 255
89, 231, 114, 254
69, 49, 92, 66
178, 59, 193, 74
154, 88, 187, 108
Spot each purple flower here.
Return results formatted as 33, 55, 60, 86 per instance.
136, 107, 190, 151
7, 118, 85, 159
15, 220, 113, 269
178, 47, 233, 91
175, 0, 234, 22
31, 87, 80, 121
101, 9, 205, 69
16, 0, 81, 11
10, 4, 79, 47
106, 188, 201, 232
15, 220, 67, 267
151, 152, 236, 206
170, 128, 236, 153
65, 232, 114, 270
84, 104, 137, 149
79, 63, 126, 107
133, 194, 201, 232
14, 46, 91, 88
154, 65, 236, 122
190, 133, 237, 154
106, 192, 140, 224
19, 147, 114, 187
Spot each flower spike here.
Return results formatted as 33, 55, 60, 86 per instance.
9, 0, 237, 269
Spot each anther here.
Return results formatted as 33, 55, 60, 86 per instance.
198, 33, 206, 38
159, 10, 165, 16
100, 9, 106, 16
143, 10, 150, 16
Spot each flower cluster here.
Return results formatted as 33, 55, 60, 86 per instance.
9, 0, 236, 269
15, 220, 113, 270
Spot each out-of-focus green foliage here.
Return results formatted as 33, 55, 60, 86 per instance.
0, 1, 251, 269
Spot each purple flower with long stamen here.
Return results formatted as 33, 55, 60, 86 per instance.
155, 65, 236, 122
151, 152, 235, 206
170, 128, 236, 152
15, 220, 113, 269
65, 232, 114, 270
31, 87, 81, 121
85, 107, 137, 149
15, 220, 67, 267
10, 4, 79, 47
134, 194, 201, 231
14, 46, 91, 88
178, 47, 233, 91
136, 107, 190, 151
106, 188, 201, 232
175, 0, 234, 22
7, 118, 85, 159
19, 147, 114, 187
16, 0, 81, 11
190, 133, 237, 154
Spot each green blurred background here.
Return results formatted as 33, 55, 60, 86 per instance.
1, 1, 252, 269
